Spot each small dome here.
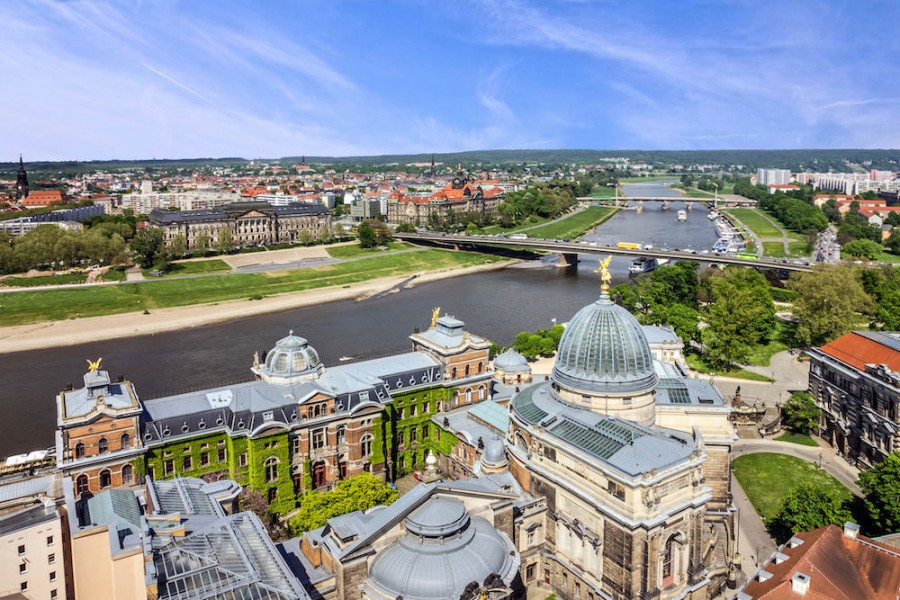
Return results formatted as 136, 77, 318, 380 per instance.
367, 497, 518, 600
259, 330, 322, 380
494, 349, 530, 373
552, 294, 657, 395
481, 438, 507, 469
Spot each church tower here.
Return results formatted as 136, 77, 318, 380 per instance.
15, 155, 29, 200
430, 153, 435, 178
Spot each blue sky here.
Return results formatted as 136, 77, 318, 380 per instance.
3, 0, 900, 160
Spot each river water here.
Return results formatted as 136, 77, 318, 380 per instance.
0, 181, 719, 456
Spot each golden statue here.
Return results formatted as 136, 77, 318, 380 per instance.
594, 256, 613, 294
87, 357, 103, 372
431, 307, 441, 328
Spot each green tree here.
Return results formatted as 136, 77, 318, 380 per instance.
289, 473, 399, 533
217, 227, 234, 254
358, 221, 377, 248
702, 268, 776, 367
788, 265, 873, 346
842, 239, 883, 260
781, 391, 819, 433
170, 233, 187, 259
395, 222, 416, 233
858, 452, 900, 535
768, 482, 852, 543
195, 231, 210, 254
885, 229, 900, 254
130, 227, 164, 269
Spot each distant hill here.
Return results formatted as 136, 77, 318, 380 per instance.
2, 148, 899, 173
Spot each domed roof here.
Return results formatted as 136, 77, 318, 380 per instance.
259, 331, 322, 380
552, 294, 657, 395
367, 497, 518, 600
493, 348, 530, 372
481, 438, 507, 469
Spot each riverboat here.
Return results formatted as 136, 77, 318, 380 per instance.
708, 210, 720, 220
628, 257, 667, 274
677, 209, 687, 222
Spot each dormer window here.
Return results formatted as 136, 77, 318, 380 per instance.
263, 411, 274, 421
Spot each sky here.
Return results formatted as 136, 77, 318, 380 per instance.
3, 0, 900, 160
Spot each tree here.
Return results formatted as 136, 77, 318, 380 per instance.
858, 452, 900, 535
788, 265, 873, 346
289, 473, 399, 534
130, 227, 164, 269
781, 391, 819, 433
768, 482, 852, 543
842, 239, 883, 260
217, 227, 234, 254
886, 229, 900, 254
170, 233, 187, 259
702, 268, 776, 367
358, 221, 377, 248
395, 222, 416, 233
195, 231, 210, 254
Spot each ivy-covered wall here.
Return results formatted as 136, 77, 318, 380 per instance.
371, 386, 459, 480
142, 429, 295, 515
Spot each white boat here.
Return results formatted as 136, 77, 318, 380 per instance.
708, 211, 720, 220
339, 356, 354, 362
677, 210, 687, 222
629, 257, 658, 274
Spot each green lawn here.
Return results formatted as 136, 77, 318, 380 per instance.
146, 259, 232, 278
685, 352, 775, 382
733, 453, 854, 522
325, 241, 416, 259
774, 432, 819, 447
745, 321, 796, 367
619, 175, 680, 183
482, 214, 554, 235
591, 186, 619, 197
0, 273, 88, 287
725, 208, 784, 238
0, 249, 505, 326
875, 250, 900, 264
100, 269, 128, 282
762, 242, 788, 258
525, 206, 619, 240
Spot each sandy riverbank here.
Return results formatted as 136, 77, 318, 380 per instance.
0, 259, 517, 355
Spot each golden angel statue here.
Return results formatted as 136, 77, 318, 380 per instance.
431, 306, 441, 328
597, 256, 613, 293
86, 357, 103, 372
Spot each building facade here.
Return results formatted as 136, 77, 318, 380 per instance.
148, 201, 331, 250
386, 171, 504, 226
808, 330, 900, 469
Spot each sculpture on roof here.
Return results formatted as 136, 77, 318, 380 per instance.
86, 357, 103, 372
431, 306, 441, 328
595, 256, 613, 294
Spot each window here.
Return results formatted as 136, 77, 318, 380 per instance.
292, 436, 301, 455
46, 536, 54, 546
19, 562, 27, 574
398, 408, 405, 420
20, 583, 27, 593
398, 455, 405, 471
421, 424, 429, 438
147, 466, 155, 481
183, 456, 192, 470
218, 448, 226, 463
337, 426, 346, 445
410, 428, 418, 443
75, 442, 85, 459
662, 536, 676, 587
51, 590, 58, 599
164, 459, 174, 475
410, 404, 417, 417
121, 433, 131, 450
122, 464, 133, 484
99, 469, 111, 488
437, 401, 443, 412
238, 453, 248, 467
478, 361, 484, 374
465, 388, 472, 403
422, 402, 429, 414
451, 366, 458, 378
312, 428, 326, 450
98, 437, 108, 454
76, 473, 89, 495
50, 571, 57, 582
465, 364, 471, 377
478, 386, 486, 400
200, 452, 210, 466
265, 457, 279, 483
48, 554, 55, 565
526, 563, 536, 582
361, 434, 373, 458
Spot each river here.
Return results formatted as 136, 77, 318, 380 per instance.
0, 181, 719, 456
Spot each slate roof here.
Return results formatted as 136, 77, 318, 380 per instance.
511, 382, 697, 477
60, 370, 139, 421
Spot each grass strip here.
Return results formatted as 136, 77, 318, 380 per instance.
525, 206, 619, 240
774, 432, 819, 447
325, 241, 416, 259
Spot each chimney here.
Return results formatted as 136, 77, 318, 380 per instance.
843, 521, 860, 539
791, 572, 810, 595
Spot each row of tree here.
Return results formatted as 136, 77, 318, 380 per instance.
0, 222, 132, 274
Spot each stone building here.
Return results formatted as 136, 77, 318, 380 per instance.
386, 171, 504, 226
808, 330, 900, 469
148, 200, 331, 251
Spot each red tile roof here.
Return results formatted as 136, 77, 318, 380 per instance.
740, 525, 900, 599
819, 331, 900, 372
20, 189, 63, 207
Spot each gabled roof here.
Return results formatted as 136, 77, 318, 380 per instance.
818, 331, 900, 372
739, 525, 900, 600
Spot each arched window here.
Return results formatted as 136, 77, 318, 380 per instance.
265, 457, 279, 483
451, 366, 458, 379
465, 388, 472, 403
76, 474, 89, 495
465, 364, 471, 377
662, 535, 676, 587
120, 433, 131, 450
360, 434, 374, 458
121, 464, 133, 484
478, 361, 483, 374
478, 386, 486, 400
75, 442, 85, 459
99, 470, 111, 489
98, 438, 108, 454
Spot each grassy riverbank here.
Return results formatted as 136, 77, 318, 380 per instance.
325, 241, 416, 259
0, 249, 505, 327
525, 206, 619, 239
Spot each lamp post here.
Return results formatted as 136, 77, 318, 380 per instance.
713, 182, 719, 210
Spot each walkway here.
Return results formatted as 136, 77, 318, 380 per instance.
691, 350, 810, 408
754, 210, 791, 256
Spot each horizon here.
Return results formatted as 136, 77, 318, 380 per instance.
3, 0, 900, 161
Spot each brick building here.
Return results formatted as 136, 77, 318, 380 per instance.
385, 171, 504, 226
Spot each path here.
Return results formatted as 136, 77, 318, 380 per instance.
720, 210, 765, 258
753, 210, 791, 256
691, 350, 809, 408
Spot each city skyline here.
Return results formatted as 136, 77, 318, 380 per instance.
3, 0, 900, 160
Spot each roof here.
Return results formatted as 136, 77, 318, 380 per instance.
818, 331, 900, 372
0, 474, 61, 506
739, 525, 900, 600
0, 503, 58, 537
468, 399, 510, 433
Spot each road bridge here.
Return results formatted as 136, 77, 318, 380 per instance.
578, 195, 757, 208
396, 233, 813, 272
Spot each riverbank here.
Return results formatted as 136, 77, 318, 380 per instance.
0, 259, 517, 355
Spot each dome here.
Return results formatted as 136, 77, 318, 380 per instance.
481, 438, 507, 469
259, 331, 323, 381
493, 348, 530, 373
552, 294, 657, 395
367, 497, 518, 600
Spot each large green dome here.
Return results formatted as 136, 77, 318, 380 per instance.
552, 294, 657, 395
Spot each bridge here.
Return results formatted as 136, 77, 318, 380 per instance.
577, 195, 757, 208
395, 233, 813, 272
